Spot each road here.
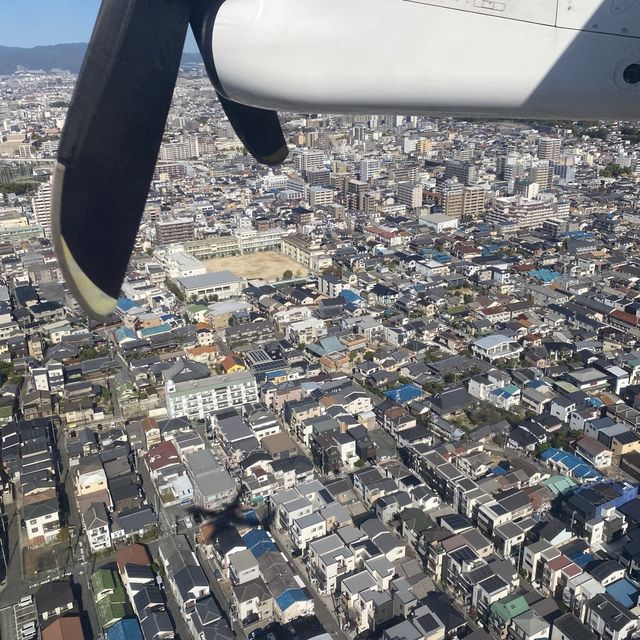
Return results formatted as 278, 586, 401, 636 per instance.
195, 544, 247, 640
268, 525, 348, 640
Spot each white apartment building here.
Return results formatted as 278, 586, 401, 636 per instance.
165, 370, 258, 420
30, 178, 52, 236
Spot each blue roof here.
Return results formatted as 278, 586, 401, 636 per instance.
139, 323, 172, 338
588, 397, 604, 408
116, 298, 138, 312
265, 370, 287, 380
606, 578, 640, 609
107, 618, 143, 640
528, 268, 560, 283
242, 528, 277, 559
570, 552, 593, 568
242, 509, 262, 525
276, 588, 308, 611
114, 327, 136, 342
384, 384, 424, 404
339, 289, 364, 305
492, 466, 508, 476
540, 448, 602, 481
490, 384, 519, 399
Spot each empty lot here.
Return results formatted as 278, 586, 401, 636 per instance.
204, 251, 308, 281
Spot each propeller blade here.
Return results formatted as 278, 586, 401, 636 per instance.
217, 93, 289, 165
189, 0, 288, 165
52, 0, 191, 318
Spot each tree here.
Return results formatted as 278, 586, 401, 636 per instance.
0, 360, 13, 379
283, 270, 293, 280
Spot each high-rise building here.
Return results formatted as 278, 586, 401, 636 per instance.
416, 139, 433, 154
347, 179, 368, 211
155, 217, 195, 245
538, 137, 561, 162
294, 149, 325, 173
444, 159, 479, 185
31, 179, 52, 236
515, 180, 540, 199
397, 182, 423, 210
436, 179, 464, 217
463, 185, 487, 218
308, 186, 334, 209
159, 135, 200, 161
359, 158, 381, 181
530, 161, 553, 190
305, 167, 331, 188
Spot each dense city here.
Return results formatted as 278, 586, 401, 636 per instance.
0, 63, 640, 640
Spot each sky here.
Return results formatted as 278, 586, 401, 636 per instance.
0, 0, 198, 50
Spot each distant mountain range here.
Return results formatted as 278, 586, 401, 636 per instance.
0, 43, 202, 75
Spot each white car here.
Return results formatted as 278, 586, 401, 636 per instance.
17, 596, 32, 608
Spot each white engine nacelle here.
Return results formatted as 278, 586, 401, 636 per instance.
211, 0, 640, 119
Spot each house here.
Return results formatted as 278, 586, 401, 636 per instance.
550, 614, 597, 640
471, 335, 523, 362
36, 580, 76, 621
185, 449, 237, 512
232, 578, 274, 626
159, 535, 210, 613
584, 593, 638, 640
576, 437, 613, 469
24, 497, 60, 548
41, 615, 84, 640
83, 501, 112, 552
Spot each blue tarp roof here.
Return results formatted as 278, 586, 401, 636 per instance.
492, 466, 509, 475
606, 578, 640, 609
107, 618, 143, 640
276, 587, 308, 611
243, 528, 277, 559
384, 384, 424, 404
540, 448, 602, 481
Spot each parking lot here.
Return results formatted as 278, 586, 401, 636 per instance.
13, 597, 38, 640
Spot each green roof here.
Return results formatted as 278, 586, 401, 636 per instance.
490, 595, 529, 623
186, 304, 207, 312
96, 597, 126, 628
554, 381, 579, 393
541, 474, 577, 495
91, 568, 117, 595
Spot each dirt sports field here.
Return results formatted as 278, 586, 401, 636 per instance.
204, 251, 308, 281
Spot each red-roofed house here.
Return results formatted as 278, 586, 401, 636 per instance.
145, 441, 180, 479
